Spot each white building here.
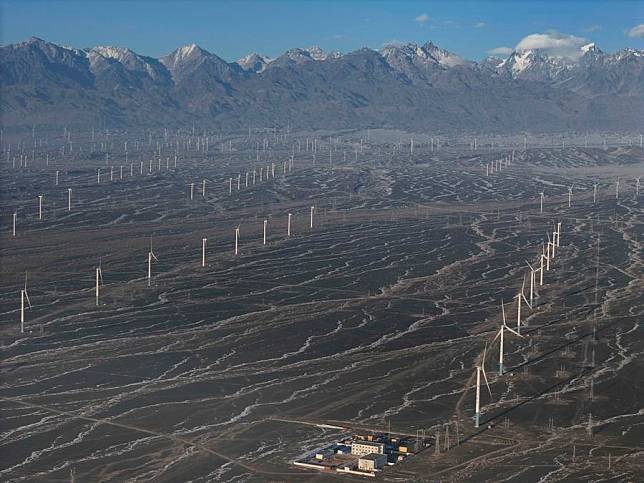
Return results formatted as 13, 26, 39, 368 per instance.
351, 441, 385, 456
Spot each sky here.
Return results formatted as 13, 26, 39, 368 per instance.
2, 0, 643, 61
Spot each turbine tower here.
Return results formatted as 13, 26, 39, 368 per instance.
473, 343, 492, 428
493, 300, 523, 375
147, 240, 158, 287
515, 275, 532, 334
95, 261, 104, 306
20, 272, 32, 334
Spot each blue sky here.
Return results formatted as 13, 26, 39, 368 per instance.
2, 1, 643, 61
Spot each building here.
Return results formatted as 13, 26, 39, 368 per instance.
358, 453, 387, 471
351, 441, 385, 456
314, 449, 333, 460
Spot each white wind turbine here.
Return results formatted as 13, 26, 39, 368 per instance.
525, 261, 539, 305
494, 300, 523, 375
20, 272, 32, 334
95, 260, 104, 306
615, 178, 619, 199
263, 219, 268, 245
593, 183, 598, 204
147, 240, 158, 287
473, 343, 492, 428
515, 275, 532, 334
537, 244, 546, 286
544, 239, 551, 272
201, 237, 207, 267
567, 186, 573, 208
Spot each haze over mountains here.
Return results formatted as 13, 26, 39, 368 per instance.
1, 37, 642, 132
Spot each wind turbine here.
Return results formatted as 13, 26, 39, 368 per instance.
473, 343, 492, 428
494, 300, 523, 375
515, 275, 532, 334
147, 240, 158, 287
544, 239, 551, 272
95, 260, 104, 306
310, 206, 315, 229
263, 219, 268, 245
235, 226, 240, 255
593, 183, 598, 204
525, 261, 538, 305
615, 178, 619, 199
540, 192, 544, 214
20, 272, 32, 334
201, 237, 207, 267
568, 186, 573, 208
287, 213, 292, 237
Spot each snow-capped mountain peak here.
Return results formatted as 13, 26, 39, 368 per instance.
91, 46, 136, 63
236, 52, 273, 72
305, 46, 341, 61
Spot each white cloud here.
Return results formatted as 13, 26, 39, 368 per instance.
474, 22, 487, 29
488, 46, 513, 56
415, 13, 429, 24
627, 24, 644, 38
515, 31, 588, 59
584, 25, 602, 33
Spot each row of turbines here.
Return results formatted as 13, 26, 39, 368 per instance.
7, 148, 640, 239
472, 222, 562, 428
17, 206, 317, 332
6, 151, 302, 237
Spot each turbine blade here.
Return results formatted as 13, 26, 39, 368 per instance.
492, 326, 502, 344
24, 290, 32, 308
522, 293, 532, 309
501, 300, 506, 324
482, 367, 492, 397
505, 325, 524, 337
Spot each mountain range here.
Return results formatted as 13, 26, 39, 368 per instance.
1, 37, 642, 132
